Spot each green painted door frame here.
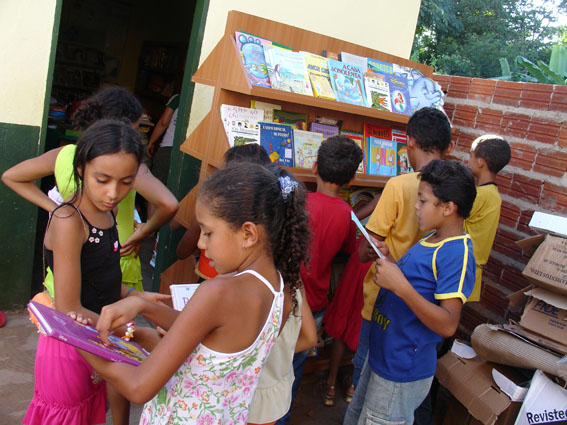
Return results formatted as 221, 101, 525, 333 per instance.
152, 0, 210, 291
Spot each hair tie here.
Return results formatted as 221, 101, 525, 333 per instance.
278, 176, 299, 201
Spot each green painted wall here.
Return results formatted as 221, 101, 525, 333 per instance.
0, 123, 41, 309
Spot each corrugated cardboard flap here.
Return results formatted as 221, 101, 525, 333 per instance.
524, 287, 567, 310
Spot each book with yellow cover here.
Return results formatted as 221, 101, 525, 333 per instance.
301, 52, 336, 100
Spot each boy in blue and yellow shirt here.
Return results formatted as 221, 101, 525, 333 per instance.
344, 160, 477, 425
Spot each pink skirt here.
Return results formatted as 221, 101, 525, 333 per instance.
23, 335, 107, 425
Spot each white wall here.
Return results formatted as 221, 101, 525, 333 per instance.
0, 0, 57, 127
187, 0, 422, 133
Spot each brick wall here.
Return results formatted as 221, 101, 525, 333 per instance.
433, 75, 567, 339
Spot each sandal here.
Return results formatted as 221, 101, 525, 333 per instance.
345, 384, 355, 403
324, 384, 336, 407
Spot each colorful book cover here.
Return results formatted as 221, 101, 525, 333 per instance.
170, 284, 200, 311
340, 52, 368, 71
293, 129, 323, 169
235, 31, 272, 88
391, 127, 407, 142
396, 142, 414, 175
250, 100, 281, 122
220, 105, 264, 147
364, 123, 392, 141
366, 137, 397, 177
364, 72, 392, 112
273, 110, 307, 130
301, 52, 336, 100
340, 130, 365, 173
309, 122, 339, 140
385, 73, 412, 116
27, 300, 149, 366
263, 45, 313, 96
367, 58, 394, 75
259, 122, 294, 167
327, 59, 367, 107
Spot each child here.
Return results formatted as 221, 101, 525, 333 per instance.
344, 159, 477, 425
353, 107, 453, 387
277, 135, 362, 423
76, 163, 311, 425
465, 134, 511, 301
22, 120, 165, 425
2, 87, 178, 294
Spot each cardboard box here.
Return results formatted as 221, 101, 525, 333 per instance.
442, 395, 522, 425
436, 352, 527, 425
520, 234, 567, 296
529, 211, 567, 238
519, 287, 567, 345
514, 370, 567, 425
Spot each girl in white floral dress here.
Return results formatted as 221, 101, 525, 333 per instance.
77, 163, 311, 425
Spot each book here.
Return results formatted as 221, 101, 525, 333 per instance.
293, 129, 323, 169
220, 105, 264, 147
301, 51, 336, 100
340, 52, 368, 70
391, 127, 407, 143
321, 50, 339, 60
259, 122, 294, 167
263, 45, 313, 96
396, 142, 414, 175
309, 122, 339, 140
366, 137, 397, 177
367, 58, 394, 75
364, 72, 392, 112
250, 100, 281, 122
234, 31, 272, 88
170, 284, 200, 311
327, 59, 367, 107
385, 73, 412, 116
27, 300, 149, 366
364, 123, 392, 141
406, 70, 444, 113
351, 211, 384, 259
340, 130, 365, 173
273, 110, 307, 130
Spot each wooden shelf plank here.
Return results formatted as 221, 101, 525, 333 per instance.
283, 167, 389, 188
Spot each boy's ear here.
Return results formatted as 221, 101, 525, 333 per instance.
443, 140, 456, 158
443, 201, 457, 217
312, 161, 318, 176
241, 221, 259, 248
476, 156, 487, 169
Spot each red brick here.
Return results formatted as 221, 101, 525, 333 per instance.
541, 181, 567, 213
509, 173, 542, 204
509, 142, 536, 171
480, 283, 510, 317
527, 117, 561, 145
493, 80, 523, 107
492, 228, 524, 261
475, 108, 503, 133
520, 82, 554, 110
469, 78, 496, 102
558, 124, 567, 148
453, 104, 477, 127
501, 111, 531, 139
534, 149, 567, 177
549, 85, 567, 112
495, 171, 513, 195
443, 102, 456, 122
460, 305, 491, 335
499, 201, 520, 228
517, 209, 537, 236
433, 74, 450, 92
500, 265, 531, 292
485, 256, 505, 282
448, 76, 471, 99
455, 131, 476, 152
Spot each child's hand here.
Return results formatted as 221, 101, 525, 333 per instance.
136, 291, 171, 307
67, 311, 93, 326
373, 257, 409, 296
120, 223, 147, 256
97, 297, 143, 345
374, 240, 391, 259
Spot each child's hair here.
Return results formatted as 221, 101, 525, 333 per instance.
72, 87, 143, 130
199, 163, 310, 309
419, 159, 476, 219
72, 119, 144, 195
407, 107, 452, 154
470, 135, 511, 174
224, 144, 271, 165
316, 135, 363, 186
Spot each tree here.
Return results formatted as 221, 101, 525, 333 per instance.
412, 0, 567, 78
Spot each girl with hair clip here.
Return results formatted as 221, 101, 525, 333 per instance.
75, 163, 311, 425
23, 120, 168, 425
2, 87, 178, 296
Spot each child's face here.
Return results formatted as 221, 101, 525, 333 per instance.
81, 152, 138, 212
468, 150, 481, 178
415, 181, 445, 232
195, 200, 245, 274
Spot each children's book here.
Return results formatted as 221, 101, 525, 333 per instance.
363, 123, 392, 141
263, 45, 313, 96
220, 105, 264, 147
321, 50, 340, 60
250, 100, 281, 122
293, 129, 323, 169
301, 51, 336, 100
366, 137, 397, 177
340, 52, 368, 71
385, 73, 412, 116
391, 127, 407, 143
309, 122, 339, 140
170, 284, 200, 311
327, 59, 367, 107
340, 130, 365, 173
367, 58, 394, 75
259, 121, 294, 167
396, 142, 414, 175
364, 72, 392, 112
273, 110, 307, 130
27, 300, 149, 366
351, 211, 384, 259
234, 31, 272, 88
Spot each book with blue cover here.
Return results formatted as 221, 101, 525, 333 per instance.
259, 122, 294, 167
327, 59, 367, 107
385, 73, 412, 116
235, 31, 272, 88
263, 45, 313, 96
366, 137, 397, 177
367, 58, 394, 75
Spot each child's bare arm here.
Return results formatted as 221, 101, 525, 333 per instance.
176, 218, 201, 259
354, 194, 380, 220
358, 229, 384, 263
373, 258, 463, 338
294, 287, 317, 353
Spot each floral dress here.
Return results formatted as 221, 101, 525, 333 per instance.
140, 269, 284, 425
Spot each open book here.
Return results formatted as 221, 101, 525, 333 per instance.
28, 300, 149, 366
